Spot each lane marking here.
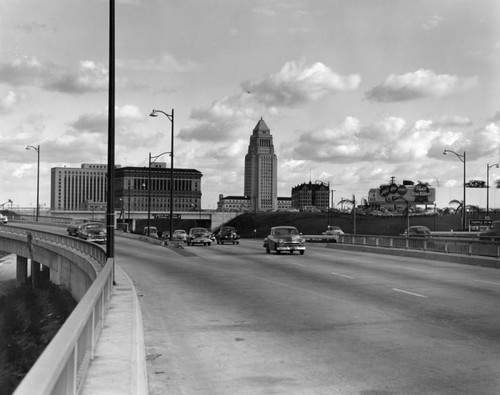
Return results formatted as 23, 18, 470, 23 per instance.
392, 288, 427, 298
330, 271, 354, 279
473, 279, 500, 286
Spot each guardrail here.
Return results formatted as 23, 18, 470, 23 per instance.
313, 234, 500, 259
0, 225, 112, 395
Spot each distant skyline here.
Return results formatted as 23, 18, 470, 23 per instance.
1, 0, 499, 209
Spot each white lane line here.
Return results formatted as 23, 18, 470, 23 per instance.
474, 279, 500, 286
392, 288, 428, 298
330, 271, 354, 279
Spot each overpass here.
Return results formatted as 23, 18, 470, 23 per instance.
1, 221, 499, 394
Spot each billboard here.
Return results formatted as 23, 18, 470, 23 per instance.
368, 182, 435, 205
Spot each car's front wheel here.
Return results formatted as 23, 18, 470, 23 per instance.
300, 250, 305, 255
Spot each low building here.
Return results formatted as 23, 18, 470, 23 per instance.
115, 164, 202, 213
217, 195, 250, 212
291, 181, 330, 211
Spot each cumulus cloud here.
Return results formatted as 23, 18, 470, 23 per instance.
241, 60, 361, 107
0, 57, 109, 93
365, 69, 477, 102
284, 116, 445, 164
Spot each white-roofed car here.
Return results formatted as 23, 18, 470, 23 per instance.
322, 225, 344, 242
263, 226, 306, 255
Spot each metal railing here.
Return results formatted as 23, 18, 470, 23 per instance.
0, 226, 112, 395
337, 234, 500, 258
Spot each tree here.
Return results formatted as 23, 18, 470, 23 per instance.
465, 180, 486, 188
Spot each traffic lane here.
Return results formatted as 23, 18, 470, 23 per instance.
119, 238, 500, 394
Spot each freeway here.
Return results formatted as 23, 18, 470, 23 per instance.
116, 236, 500, 394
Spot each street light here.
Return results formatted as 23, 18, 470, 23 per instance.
147, 151, 171, 237
443, 149, 466, 230
25, 145, 40, 222
486, 163, 499, 218
149, 108, 174, 241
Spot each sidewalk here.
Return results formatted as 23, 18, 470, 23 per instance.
80, 262, 148, 395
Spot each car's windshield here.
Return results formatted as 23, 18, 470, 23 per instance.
274, 228, 298, 236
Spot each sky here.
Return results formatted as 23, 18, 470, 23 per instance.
1, 0, 500, 210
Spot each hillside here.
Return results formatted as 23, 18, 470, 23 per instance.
222, 211, 499, 239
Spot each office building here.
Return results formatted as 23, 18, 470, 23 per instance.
244, 118, 278, 211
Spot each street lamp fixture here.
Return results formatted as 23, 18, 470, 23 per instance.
443, 149, 466, 230
147, 151, 171, 237
149, 108, 174, 241
25, 145, 40, 222
486, 163, 499, 218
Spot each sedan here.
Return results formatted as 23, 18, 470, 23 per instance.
263, 226, 306, 255
172, 229, 187, 242
77, 222, 107, 244
187, 227, 212, 246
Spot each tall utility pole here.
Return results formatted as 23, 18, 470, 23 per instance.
106, 0, 115, 264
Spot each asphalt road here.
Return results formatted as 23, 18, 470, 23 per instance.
115, 236, 500, 395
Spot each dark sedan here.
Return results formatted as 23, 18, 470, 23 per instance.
77, 222, 107, 244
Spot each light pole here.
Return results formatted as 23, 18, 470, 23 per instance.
25, 145, 40, 221
147, 151, 170, 237
150, 108, 174, 241
443, 149, 466, 230
486, 163, 499, 218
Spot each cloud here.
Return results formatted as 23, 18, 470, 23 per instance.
422, 15, 444, 30
0, 57, 109, 93
0, 91, 17, 114
365, 69, 477, 102
117, 53, 197, 72
433, 115, 473, 128
241, 60, 361, 107
178, 94, 258, 142
283, 116, 447, 164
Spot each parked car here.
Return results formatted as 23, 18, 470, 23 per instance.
77, 222, 107, 244
187, 227, 212, 246
263, 226, 306, 255
143, 226, 159, 238
479, 221, 500, 242
215, 226, 240, 245
0, 213, 8, 224
322, 225, 344, 242
172, 229, 187, 242
401, 226, 431, 238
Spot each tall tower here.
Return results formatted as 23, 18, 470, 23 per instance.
244, 118, 278, 211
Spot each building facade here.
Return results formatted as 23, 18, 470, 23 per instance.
114, 164, 202, 214
244, 118, 278, 211
291, 181, 330, 211
50, 163, 202, 213
50, 164, 111, 211
217, 195, 250, 211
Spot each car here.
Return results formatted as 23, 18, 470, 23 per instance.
77, 222, 107, 244
187, 227, 212, 246
0, 213, 8, 224
479, 221, 500, 242
263, 226, 306, 255
401, 226, 431, 238
215, 226, 240, 245
67, 219, 90, 236
322, 225, 344, 242
172, 229, 187, 242
143, 226, 159, 238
